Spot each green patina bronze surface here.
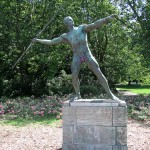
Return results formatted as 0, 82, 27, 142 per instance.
33, 14, 122, 102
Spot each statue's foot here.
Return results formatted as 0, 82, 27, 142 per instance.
69, 94, 81, 102
69, 96, 78, 102
111, 94, 120, 101
111, 94, 122, 102
111, 94, 126, 106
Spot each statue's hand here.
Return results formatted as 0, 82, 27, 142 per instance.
32, 38, 38, 43
110, 14, 119, 19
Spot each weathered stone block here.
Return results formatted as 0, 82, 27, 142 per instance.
62, 144, 76, 150
62, 100, 127, 150
77, 107, 112, 126
63, 144, 113, 150
76, 145, 113, 150
116, 127, 127, 145
113, 146, 128, 150
71, 99, 119, 107
63, 106, 76, 125
63, 125, 74, 144
113, 107, 127, 126
74, 126, 115, 145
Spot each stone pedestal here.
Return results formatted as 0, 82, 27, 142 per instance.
62, 99, 127, 150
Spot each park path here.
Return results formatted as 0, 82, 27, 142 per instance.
0, 119, 149, 150
118, 90, 139, 96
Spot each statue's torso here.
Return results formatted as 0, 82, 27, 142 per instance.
62, 25, 95, 62
63, 25, 90, 55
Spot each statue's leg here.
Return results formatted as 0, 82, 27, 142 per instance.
86, 58, 119, 100
70, 59, 81, 102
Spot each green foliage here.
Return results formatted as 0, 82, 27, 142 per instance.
1, 94, 149, 122
0, 95, 66, 119
80, 85, 103, 98
129, 107, 149, 121
47, 69, 107, 97
125, 95, 150, 121
116, 0, 150, 78
141, 74, 150, 85
47, 70, 73, 95
0, 0, 149, 97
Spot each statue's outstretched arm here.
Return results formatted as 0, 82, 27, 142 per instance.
84, 14, 118, 32
33, 35, 66, 45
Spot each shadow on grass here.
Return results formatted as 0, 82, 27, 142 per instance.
0, 115, 62, 127
117, 84, 150, 89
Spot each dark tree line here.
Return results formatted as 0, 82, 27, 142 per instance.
0, 0, 149, 97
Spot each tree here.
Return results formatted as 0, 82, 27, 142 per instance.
1, 0, 145, 97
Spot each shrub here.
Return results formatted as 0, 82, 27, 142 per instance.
47, 70, 106, 97
120, 94, 150, 121
47, 70, 73, 95
81, 85, 104, 98
0, 95, 68, 119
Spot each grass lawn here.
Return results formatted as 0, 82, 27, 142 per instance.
116, 84, 150, 95
0, 115, 61, 127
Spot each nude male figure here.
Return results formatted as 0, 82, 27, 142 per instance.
33, 14, 121, 102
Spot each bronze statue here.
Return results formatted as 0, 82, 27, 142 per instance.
33, 14, 122, 102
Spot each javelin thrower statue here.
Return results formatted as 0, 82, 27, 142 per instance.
33, 14, 122, 102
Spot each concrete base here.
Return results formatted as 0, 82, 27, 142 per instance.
62, 99, 127, 150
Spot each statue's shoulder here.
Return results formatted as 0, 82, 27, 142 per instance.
78, 24, 87, 31
60, 33, 69, 42
60, 33, 68, 39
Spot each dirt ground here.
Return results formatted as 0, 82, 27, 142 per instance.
0, 119, 149, 150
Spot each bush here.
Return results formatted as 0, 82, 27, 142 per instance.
81, 85, 104, 98
0, 95, 68, 119
1, 94, 149, 122
47, 70, 107, 97
120, 94, 150, 121
47, 70, 73, 95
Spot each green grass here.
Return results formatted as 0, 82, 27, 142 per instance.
0, 115, 61, 127
116, 84, 150, 95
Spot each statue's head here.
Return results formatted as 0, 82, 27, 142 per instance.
63, 16, 74, 28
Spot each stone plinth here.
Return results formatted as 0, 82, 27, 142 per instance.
62, 99, 127, 150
